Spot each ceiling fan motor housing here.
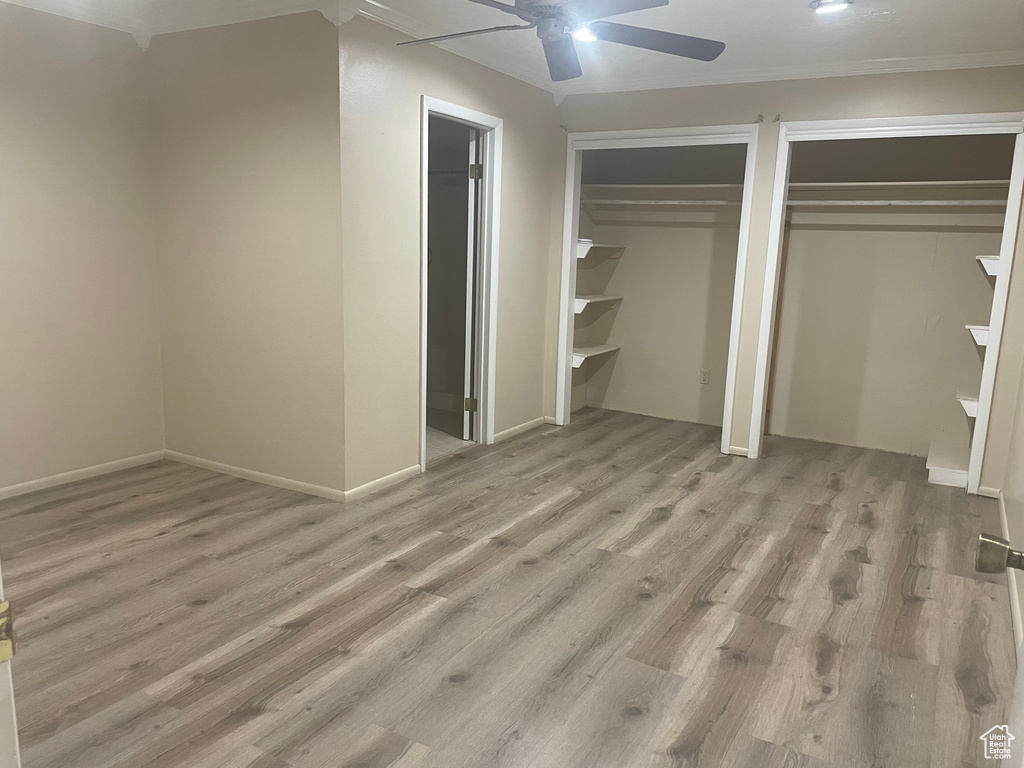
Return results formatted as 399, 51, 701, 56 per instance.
536, 16, 570, 41
515, 1, 579, 39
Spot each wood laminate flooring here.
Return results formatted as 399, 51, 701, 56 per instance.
0, 408, 1015, 767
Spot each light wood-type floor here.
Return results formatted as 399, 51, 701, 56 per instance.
1, 409, 1016, 768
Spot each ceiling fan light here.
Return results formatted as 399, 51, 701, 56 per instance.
572, 26, 598, 42
810, 0, 851, 13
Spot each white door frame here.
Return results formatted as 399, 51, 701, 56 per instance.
420, 97, 503, 470
0, 560, 21, 768
748, 112, 1024, 496
555, 123, 760, 456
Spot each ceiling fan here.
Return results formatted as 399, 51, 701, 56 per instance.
397, 0, 725, 82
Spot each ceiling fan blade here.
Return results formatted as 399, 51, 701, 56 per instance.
464, 0, 521, 14
542, 35, 584, 81
590, 21, 725, 61
397, 22, 535, 46
572, 0, 668, 22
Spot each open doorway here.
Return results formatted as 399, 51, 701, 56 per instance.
425, 116, 479, 461
420, 99, 502, 469
555, 123, 760, 456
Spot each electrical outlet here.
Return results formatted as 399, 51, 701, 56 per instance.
699, 369, 710, 385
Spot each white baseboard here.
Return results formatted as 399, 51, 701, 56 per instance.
927, 466, 969, 489
494, 417, 548, 443
979, 485, 1001, 498
0, 450, 167, 501
343, 465, 421, 502
165, 450, 347, 502
728, 445, 750, 457
998, 491, 1024, 658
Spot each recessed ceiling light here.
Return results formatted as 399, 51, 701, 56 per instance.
572, 26, 598, 42
810, 0, 852, 13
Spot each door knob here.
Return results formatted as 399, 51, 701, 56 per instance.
977, 533, 1024, 573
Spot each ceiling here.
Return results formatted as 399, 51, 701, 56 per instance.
4, 0, 1023, 99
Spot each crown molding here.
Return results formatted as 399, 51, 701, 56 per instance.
1, 0, 140, 34
549, 49, 1024, 100
145, 0, 360, 36
1, 0, 360, 43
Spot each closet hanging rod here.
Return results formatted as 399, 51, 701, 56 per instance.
582, 183, 744, 189
790, 180, 1011, 189
786, 199, 1007, 208
582, 199, 739, 207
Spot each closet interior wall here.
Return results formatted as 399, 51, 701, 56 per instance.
426, 117, 471, 440
766, 134, 1016, 468
572, 145, 747, 427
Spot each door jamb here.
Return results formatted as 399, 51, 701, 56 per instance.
748, 112, 1024, 497
420, 97, 503, 471
555, 123, 760, 456
0, 563, 21, 768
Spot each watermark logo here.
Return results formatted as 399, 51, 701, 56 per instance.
981, 725, 1014, 760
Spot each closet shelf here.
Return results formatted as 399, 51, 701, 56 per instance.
572, 344, 620, 369
957, 387, 980, 419
577, 241, 625, 260
977, 255, 1000, 277
966, 324, 990, 347
575, 295, 622, 314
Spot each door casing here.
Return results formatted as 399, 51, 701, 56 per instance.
747, 112, 1024, 498
555, 123, 760, 457
420, 97, 503, 470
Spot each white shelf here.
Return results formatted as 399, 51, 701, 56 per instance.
572, 344, 620, 369
926, 440, 969, 489
966, 324, 990, 347
957, 387, 980, 419
576, 241, 624, 260
977, 255, 1000, 277
574, 295, 622, 314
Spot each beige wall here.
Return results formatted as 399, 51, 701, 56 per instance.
770, 225, 1000, 455
338, 18, 563, 489
149, 13, 346, 491
581, 223, 739, 426
558, 67, 1024, 465
0, 6, 164, 490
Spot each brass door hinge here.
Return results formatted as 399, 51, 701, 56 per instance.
0, 601, 14, 663
465, 397, 478, 413
469, 164, 483, 181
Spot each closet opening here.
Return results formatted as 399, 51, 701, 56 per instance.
751, 116, 1024, 496
556, 125, 759, 455
419, 99, 502, 470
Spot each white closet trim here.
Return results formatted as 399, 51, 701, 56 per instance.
748, 113, 1024, 499
555, 122, 759, 459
